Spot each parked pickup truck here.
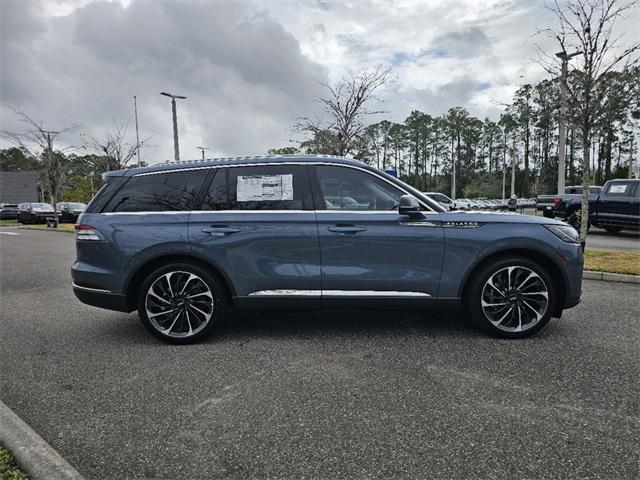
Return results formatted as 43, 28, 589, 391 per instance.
536, 185, 602, 218
540, 179, 640, 233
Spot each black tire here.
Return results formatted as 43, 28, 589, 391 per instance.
464, 256, 557, 339
543, 210, 554, 218
137, 262, 228, 344
604, 226, 623, 234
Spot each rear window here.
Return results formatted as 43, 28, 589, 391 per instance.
85, 177, 127, 213
103, 171, 207, 212
606, 181, 636, 197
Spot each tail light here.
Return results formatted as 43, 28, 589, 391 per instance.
74, 224, 102, 241
553, 198, 561, 207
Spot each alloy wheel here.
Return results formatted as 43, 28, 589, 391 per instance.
145, 270, 214, 338
481, 266, 549, 333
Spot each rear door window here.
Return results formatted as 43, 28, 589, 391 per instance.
103, 170, 207, 212
227, 165, 310, 210
606, 181, 636, 197
200, 169, 228, 210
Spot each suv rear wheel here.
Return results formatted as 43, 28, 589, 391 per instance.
465, 256, 556, 338
138, 263, 227, 344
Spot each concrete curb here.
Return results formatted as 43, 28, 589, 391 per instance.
583, 270, 640, 284
0, 399, 85, 480
19, 226, 74, 234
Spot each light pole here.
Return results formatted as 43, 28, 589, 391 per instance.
160, 91, 187, 161
133, 96, 142, 167
196, 146, 209, 160
555, 50, 581, 194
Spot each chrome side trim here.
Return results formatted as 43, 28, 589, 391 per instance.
324, 290, 431, 297
248, 290, 321, 297
72, 283, 112, 294
247, 289, 431, 298
399, 221, 441, 227
101, 211, 192, 216
98, 210, 443, 216
191, 210, 311, 214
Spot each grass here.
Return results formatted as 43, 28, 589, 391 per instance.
584, 249, 640, 276
0, 220, 19, 226
0, 447, 28, 480
19, 223, 75, 232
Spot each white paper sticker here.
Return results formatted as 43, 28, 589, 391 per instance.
237, 174, 294, 202
609, 184, 628, 194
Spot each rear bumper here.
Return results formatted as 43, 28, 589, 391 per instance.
72, 284, 133, 313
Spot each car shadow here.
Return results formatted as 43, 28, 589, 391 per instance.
589, 227, 640, 238
216, 306, 476, 342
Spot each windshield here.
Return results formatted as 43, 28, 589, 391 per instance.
31, 203, 54, 211
68, 203, 86, 209
428, 193, 451, 204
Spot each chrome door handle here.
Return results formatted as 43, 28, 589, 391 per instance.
327, 226, 367, 234
201, 226, 241, 237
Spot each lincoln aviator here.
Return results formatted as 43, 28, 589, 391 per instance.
72, 155, 583, 343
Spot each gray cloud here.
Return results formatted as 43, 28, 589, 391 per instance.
427, 27, 491, 59
0, 0, 327, 162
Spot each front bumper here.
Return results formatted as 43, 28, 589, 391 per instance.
72, 284, 133, 312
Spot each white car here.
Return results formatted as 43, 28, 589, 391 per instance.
453, 198, 472, 210
423, 192, 454, 210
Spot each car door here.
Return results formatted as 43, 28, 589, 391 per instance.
597, 180, 639, 228
188, 164, 321, 308
310, 164, 444, 306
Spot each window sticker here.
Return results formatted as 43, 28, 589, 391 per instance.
609, 184, 628, 194
237, 174, 293, 202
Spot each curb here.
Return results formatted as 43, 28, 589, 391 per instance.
583, 270, 640, 284
0, 399, 85, 480
19, 226, 74, 234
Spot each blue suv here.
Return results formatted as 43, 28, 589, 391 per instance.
72, 155, 583, 343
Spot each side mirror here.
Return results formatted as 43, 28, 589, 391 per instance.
398, 195, 421, 216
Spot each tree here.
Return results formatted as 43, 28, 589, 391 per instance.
83, 121, 147, 172
545, 0, 640, 241
297, 66, 391, 156
1, 107, 78, 224
0, 147, 40, 172
267, 147, 299, 155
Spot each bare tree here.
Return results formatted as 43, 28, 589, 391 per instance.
83, 120, 149, 172
298, 66, 392, 157
1, 107, 79, 225
541, 0, 639, 242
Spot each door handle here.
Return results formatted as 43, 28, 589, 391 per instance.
327, 225, 367, 234
201, 226, 241, 237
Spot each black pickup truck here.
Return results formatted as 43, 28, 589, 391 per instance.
543, 179, 640, 233
536, 185, 602, 218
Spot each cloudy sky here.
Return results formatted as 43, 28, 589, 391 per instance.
1, 0, 638, 165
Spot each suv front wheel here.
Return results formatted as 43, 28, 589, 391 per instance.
138, 263, 226, 344
465, 257, 557, 338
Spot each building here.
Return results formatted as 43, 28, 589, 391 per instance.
0, 171, 39, 204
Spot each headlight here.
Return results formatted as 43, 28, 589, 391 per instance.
544, 224, 580, 243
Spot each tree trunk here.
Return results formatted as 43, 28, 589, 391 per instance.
579, 136, 590, 243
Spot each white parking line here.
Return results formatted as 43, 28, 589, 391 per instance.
0, 231, 20, 235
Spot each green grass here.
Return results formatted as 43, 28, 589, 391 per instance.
0, 220, 19, 226
19, 223, 75, 232
584, 249, 640, 276
0, 447, 28, 480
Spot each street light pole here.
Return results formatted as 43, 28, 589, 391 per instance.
160, 92, 187, 162
555, 50, 581, 194
196, 147, 209, 160
133, 96, 141, 167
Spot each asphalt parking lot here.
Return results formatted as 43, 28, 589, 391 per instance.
1, 227, 639, 480
586, 227, 640, 252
